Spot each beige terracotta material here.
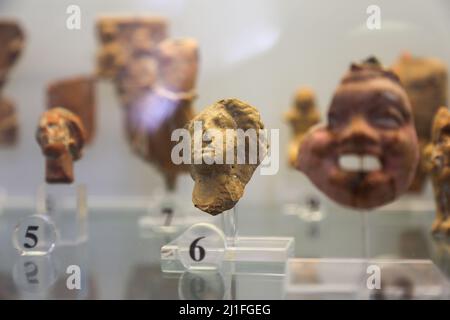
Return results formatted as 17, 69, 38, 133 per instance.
285, 87, 321, 167
47, 76, 96, 143
297, 57, 419, 209
187, 98, 266, 215
392, 53, 448, 192
0, 20, 25, 146
36, 108, 86, 184
424, 107, 450, 236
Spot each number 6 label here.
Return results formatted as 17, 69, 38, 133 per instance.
189, 237, 206, 262
178, 223, 226, 270
13, 215, 57, 255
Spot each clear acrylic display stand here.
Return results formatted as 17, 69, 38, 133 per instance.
284, 211, 450, 300
161, 206, 295, 274
138, 189, 214, 237
12, 183, 88, 256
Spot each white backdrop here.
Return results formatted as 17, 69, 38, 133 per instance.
0, 0, 449, 209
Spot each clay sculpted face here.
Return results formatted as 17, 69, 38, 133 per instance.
36, 108, 85, 161
297, 61, 419, 209
188, 99, 265, 215
36, 108, 86, 183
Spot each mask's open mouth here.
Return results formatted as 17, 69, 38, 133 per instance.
338, 154, 382, 173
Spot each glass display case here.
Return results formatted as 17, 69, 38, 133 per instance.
0, 0, 450, 300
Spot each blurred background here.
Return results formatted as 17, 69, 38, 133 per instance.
0, 0, 450, 208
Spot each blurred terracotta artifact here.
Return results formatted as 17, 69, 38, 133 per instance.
0, 98, 18, 145
392, 53, 448, 192
297, 57, 419, 209
285, 87, 321, 167
47, 76, 96, 143
0, 20, 25, 146
127, 38, 199, 190
187, 99, 266, 215
424, 107, 450, 235
96, 15, 168, 106
36, 108, 86, 183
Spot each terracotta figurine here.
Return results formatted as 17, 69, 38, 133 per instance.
187, 98, 266, 215
36, 108, 86, 183
285, 87, 321, 167
127, 38, 199, 190
0, 20, 25, 146
392, 53, 448, 192
424, 107, 450, 235
297, 57, 419, 209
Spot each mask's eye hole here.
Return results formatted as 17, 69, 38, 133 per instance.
370, 107, 405, 129
328, 111, 343, 129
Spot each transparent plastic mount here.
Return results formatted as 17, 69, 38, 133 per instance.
138, 189, 214, 236
161, 207, 295, 274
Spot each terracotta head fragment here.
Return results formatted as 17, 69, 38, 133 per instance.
187, 99, 265, 215
36, 108, 86, 183
297, 57, 419, 209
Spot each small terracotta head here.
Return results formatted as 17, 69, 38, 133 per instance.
36, 108, 86, 183
188, 99, 265, 215
297, 57, 419, 209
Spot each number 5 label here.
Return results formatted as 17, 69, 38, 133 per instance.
13, 215, 57, 255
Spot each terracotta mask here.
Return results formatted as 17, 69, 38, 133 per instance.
187, 99, 265, 215
297, 58, 419, 209
36, 108, 86, 183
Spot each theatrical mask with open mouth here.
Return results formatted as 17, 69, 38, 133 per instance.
297, 58, 419, 209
